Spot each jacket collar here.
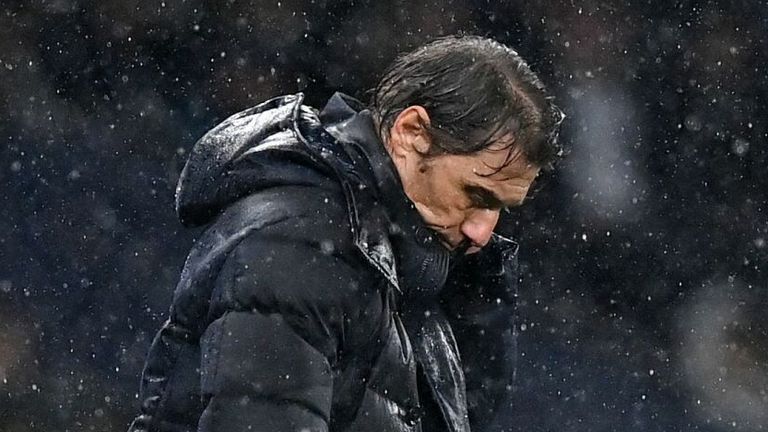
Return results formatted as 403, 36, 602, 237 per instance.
316, 94, 470, 432
318, 92, 412, 223
284, 93, 401, 291
318, 93, 453, 300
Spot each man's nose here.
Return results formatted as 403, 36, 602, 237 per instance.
460, 209, 500, 248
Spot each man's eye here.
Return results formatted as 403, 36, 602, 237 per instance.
464, 185, 504, 210
469, 192, 489, 208
470, 194, 499, 210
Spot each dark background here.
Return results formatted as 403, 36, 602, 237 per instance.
2, 1, 766, 431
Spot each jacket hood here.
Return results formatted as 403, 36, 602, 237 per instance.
174, 92, 403, 289
175, 94, 330, 227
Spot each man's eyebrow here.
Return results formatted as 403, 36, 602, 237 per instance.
464, 185, 506, 209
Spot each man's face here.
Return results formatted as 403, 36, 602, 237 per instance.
386, 107, 540, 254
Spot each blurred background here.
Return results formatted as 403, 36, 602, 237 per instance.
1, 0, 766, 431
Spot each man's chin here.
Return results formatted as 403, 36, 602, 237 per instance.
433, 233, 460, 251
439, 240, 459, 252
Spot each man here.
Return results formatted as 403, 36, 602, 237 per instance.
129, 36, 563, 432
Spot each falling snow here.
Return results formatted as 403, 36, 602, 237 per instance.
2, 2, 767, 432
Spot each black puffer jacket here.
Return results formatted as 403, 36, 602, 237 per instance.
128, 93, 520, 432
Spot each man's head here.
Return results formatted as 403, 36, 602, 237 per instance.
371, 35, 564, 253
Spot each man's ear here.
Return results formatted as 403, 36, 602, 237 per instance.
388, 106, 432, 156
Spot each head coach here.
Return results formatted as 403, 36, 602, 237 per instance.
129, 35, 564, 432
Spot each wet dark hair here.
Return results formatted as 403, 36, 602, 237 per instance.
371, 35, 565, 171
